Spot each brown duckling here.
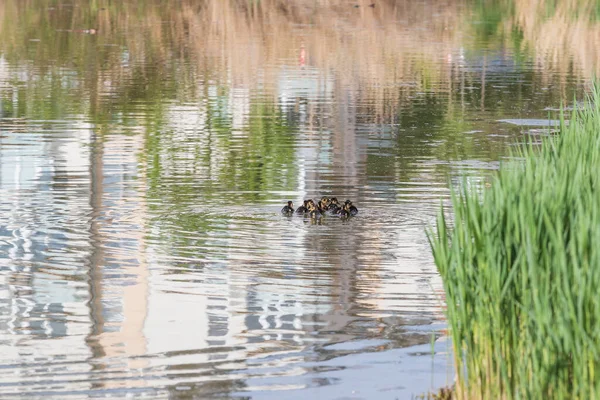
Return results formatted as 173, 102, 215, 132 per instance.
295, 200, 309, 214
327, 197, 341, 214
317, 196, 330, 212
344, 200, 358, 216
307, 200, 322, 218
339, 205, 351, 219
281, 201, 294, 216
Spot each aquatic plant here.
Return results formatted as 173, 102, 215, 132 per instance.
429, 85, 600, 399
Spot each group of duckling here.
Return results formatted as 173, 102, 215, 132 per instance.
281, 197, 358, 219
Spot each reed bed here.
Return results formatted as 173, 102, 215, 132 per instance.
429, 86, 600, 399
511, 0, 600, 79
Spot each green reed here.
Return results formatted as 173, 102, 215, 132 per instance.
429, 86, 600, 399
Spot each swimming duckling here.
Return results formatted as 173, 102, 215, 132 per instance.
296, 200, 309, 214
307, 201, 321, 218
317, 197, 330, 213
327, 197, 341, 214
339, 206, 351, 219
344, 200, 358, 216
281, 201, 294, 216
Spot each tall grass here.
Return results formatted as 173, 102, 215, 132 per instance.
429, 86, 600, 399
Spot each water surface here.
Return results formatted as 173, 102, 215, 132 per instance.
0, 1, 597, 398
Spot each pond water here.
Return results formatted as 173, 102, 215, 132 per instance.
0, 1, 596, 399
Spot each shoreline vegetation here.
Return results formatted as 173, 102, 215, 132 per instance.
429, 84, 600, 399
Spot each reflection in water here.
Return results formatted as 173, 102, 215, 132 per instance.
0, 0, 597, 398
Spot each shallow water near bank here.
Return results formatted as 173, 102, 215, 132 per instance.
0, 0, 596, 398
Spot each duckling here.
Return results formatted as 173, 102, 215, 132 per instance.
327, 197, 341, 214
317, 196, 330, 213
295, 200, 309, 214
339, 206, 351, 219
336, 202, 353, 219
281, 201, 294, 216
307, 201, 321, 218
344, 200, 358, 216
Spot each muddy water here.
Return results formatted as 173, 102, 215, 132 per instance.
0, 1, 596, 398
